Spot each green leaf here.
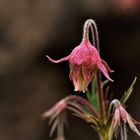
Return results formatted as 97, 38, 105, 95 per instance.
120, 77, 137, 105
86, 79, 98, 111
86, 79, 110, 111
91, 78, 97, 94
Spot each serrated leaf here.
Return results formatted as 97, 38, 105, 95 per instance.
120, 77, 137, 105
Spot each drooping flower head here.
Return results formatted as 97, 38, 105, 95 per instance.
109, 99, 140, 138
47, 19, 113, 92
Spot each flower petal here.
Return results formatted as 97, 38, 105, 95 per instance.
46, 55, 69, 63
127, 115, 140, 136
97, 61, 113, 82
119, 106, 127, 123
101, 59, 114, 73
74, 72, 86, 93
113, 109, 121, 128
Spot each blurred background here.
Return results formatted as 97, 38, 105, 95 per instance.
0, 0, 140, 140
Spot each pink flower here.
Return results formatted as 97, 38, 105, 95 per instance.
113, 106, 127, 128
47, 38, 113, 92
113, 109, 121, 128
111, 101, 140, 136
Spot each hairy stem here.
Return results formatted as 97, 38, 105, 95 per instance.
83, 19, 104, 121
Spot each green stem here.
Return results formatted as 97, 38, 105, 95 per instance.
99, 135, 109, 140
98, 124, 114, 140
98, 129, 112, 140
